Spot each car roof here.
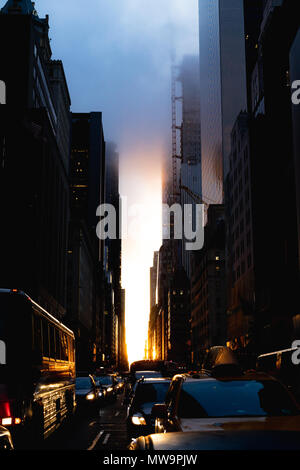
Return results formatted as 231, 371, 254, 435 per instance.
174, 371, 278, 383
138, 377, 170, 383
135, 370, 162, 374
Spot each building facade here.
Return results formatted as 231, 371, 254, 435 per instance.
191, 205, 226, 365
179, 55, 202, 279
198, 0, 247, 204
0, 0, 71, 319
67, 112, 105, 370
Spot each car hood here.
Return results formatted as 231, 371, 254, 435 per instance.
139, 430, 300, 451
179, 415, 300, 432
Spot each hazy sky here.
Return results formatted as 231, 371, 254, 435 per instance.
35, 0, 199, 362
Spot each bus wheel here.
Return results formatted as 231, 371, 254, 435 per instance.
29, 402, 44, 448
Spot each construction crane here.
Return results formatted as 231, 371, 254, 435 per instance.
180, 185, 209, 207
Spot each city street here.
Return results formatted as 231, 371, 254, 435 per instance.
39, 392, 128, 451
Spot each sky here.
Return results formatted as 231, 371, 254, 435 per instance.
35, 0, 199, 364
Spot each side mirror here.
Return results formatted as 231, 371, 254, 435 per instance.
151, 403, 167, 420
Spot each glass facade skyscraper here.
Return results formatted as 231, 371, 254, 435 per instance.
198, 0, 247, 205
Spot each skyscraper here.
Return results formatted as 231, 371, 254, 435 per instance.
198, 0, 247, 204
179, 55, 202, 278
0, 0, 71, 318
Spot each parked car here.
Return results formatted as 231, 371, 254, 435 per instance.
0, 426, 14, 450
152, 370, 300, 434
75, 375, 105, 408
128, 429, 300, 451
126, 377, 171, 439
115, 376, 125, 394
94, 374, 118, 401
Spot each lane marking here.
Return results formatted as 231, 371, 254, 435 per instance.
103, 433, 110, 445
87, 430, 104, 451
115, 411, 120, 416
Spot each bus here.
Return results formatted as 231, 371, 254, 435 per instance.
0, 288, 76, 444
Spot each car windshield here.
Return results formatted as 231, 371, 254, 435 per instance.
177, 380, 300, 418
133, 382, 170, 406
95, 376, 113, 386
76, 377, 92, 390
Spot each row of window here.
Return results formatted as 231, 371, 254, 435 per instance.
233, 253, 253, 283
32, 312, 75, 362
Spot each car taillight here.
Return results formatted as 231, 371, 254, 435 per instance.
0, 401, 21, 426
0, 401, 11, 425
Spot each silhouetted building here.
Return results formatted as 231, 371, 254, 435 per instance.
0, 0, 71, 318
150, 252, 159, 311
167, 267, 190, 364
225, 113, 255, 351
191, 205, 226, 365
103, 142, 122, 368
67, 112, 105, 370
224, 0, 300, 355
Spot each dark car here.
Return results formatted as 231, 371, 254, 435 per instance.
126, 378, 171, 439
152, 370, 300, 435
94, 374, 118, 402
134, 371, 163, 381
128, 430, 300, 451
115, 376, 125, 394
0, 426, 14, 450
75, 375, 105, 408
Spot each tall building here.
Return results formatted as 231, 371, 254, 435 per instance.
103, 142, 122, 368
198, 0, 247, 204
225, 0, 300, 356
191, 205, 226, 365
0, 0, 71, 318
150, 252, 159, 310
67, 112, 105, 370
225, 112, 255, 352
179, 55, 202, 279
249, 0, 300, 350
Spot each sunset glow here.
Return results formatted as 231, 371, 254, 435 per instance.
120, 147, 163, 365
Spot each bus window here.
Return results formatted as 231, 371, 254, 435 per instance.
32, 314, 42, 364
42, 320, 49, 358
60, 332, 68, 361
55, 329, 60, 360
68, 336, 74, 362
49, 325, 55, 359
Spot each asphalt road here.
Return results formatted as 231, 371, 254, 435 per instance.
39, 391, 129, 451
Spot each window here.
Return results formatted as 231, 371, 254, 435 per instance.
42, 319, 49, 358
60, 332, 68, 361
0, 80, 6, 105
248, 253, 252, 268
49, 325, 56, 359
32, 314, 42, 363
55, 329, 61, 360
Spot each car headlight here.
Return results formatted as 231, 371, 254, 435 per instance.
86, 393, 95, 400
107, 387, 113, 392
131, 414, 147, 426
98, 391, 103, 397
